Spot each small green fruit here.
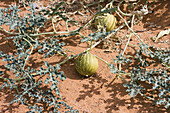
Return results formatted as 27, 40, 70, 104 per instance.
75, 52, 98, 77
94, 13, 117, 32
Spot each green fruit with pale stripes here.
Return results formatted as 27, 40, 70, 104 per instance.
94, 13, 117, 32
75, 52, 98, 76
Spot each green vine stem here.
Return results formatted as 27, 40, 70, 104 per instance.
51, 16, 57, 33
118, 14, 135, 77
93, 54, 109, 65
22, 37, 34, 70
116, 11, 144, 44
117, 1, 133, 17
0, 26, 19, 35
122, 14, 135, 56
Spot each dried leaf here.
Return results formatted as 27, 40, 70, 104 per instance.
152, 28, 170, 42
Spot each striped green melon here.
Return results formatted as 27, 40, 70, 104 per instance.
94, 13, 117, 32
75, 52, 98, 76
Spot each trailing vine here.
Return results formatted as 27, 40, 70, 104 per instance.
0, 0, 169, 112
